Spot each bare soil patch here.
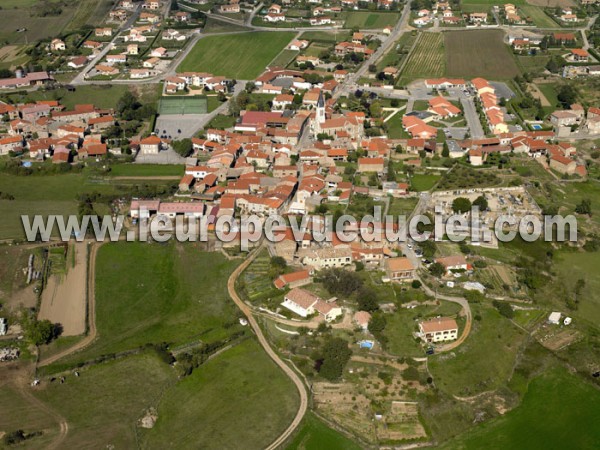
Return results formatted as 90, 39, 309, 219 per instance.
528, 83, 551, 107
39, 244, 87, 336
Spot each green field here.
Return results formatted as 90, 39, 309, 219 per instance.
0, 173, 118, 240
158, 96, 208, 115
410, 174, 441, 191
1, 85, 161, 111
555, 251, 600, 324
520, 5, 559, 28
300, 30, 351, 43
536, 82, 559, 108
109, 164, 184, 177
344, 12, 401, 29
445, 30, 521, 80
462, 0, 524, 3
36, 353, 174, 448
178, 32, 295, 79
428, 305, 527, 396
141, 339, 300, 449
0, 0, 113, 44
44, 242, 243, 371
441, 368, 600, 449
286, 412, 362, 450
269, 49, 299, 68
399, 32, 446, 85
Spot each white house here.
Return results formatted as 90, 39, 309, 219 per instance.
419, 317, 458, 343
281, 288, 342, 322
548, 311, 562, 325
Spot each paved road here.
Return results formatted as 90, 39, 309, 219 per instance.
461, 97, 485, 139
226, 244, 308, 450
71, 6, 142, 85
334, 0, 413, 99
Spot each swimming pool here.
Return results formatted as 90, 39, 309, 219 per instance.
531, 124, 542, 130
359, 340, 374, 349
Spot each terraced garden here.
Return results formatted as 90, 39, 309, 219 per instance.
237, 250, 284, 308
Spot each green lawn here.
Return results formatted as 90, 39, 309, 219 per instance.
43, 242, 243, 372
385, 302, 463, 357
462, 0, 524, 3
385, 112, 411, 139
536, 83, 559, 108
410, 174, 440, 191
440, 368, 600, 449
205, 114, 236, 130
286, 412, 361, 450
344, 12, 401, 29
520, 5, 559, 29
178, 32, 295, 79
428, 304, 527, 396
141, 339, 300, 449
109, 164, 184, 177
387, 197, 418, 217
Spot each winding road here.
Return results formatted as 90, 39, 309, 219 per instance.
226, 243, 309, 450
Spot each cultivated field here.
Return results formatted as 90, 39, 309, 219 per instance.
38, 243, 87, 336
526, 0, 574, 6
398, 32, 446, 85
343, 12, 401, 29
178, 32, 295, 79
444, 30, 521, 80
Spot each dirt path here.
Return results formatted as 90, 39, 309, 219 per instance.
227, 243, 308, 450
528, 83, 551, 108
39, 243, 87, 336
38, 242, 100, 367
11, 373, 69, 450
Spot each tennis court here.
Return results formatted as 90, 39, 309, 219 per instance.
158, 96, 208, 115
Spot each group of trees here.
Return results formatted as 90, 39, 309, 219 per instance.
21, 313, 60, 346
314, 336, 352, 381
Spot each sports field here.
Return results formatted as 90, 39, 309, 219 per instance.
445, 30, 520, 80
398, 32, 446, 85
440, 368, 600, 449
178, 32, 295, 79
158, 96, 208, 115
344, 12, 401, 29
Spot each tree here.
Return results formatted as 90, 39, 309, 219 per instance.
429, 262, 445, 278
452, 197, 472, 214
23, 318, 57, 345
317, 337, 352, 381
356, 287, 379, 312
441, 141, 449, 157
172, 138, 192, 157
575, 198, 592, 216
420, 239, 437, 258
320, 268, 363, 297
472, 195, 488, 211
411, 280, 422, 289
492, 300, 514, 319
557, 84, 577, 108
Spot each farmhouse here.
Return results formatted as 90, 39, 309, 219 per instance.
139, 135, 162, 154
274, 270, 312, 289
357, 157, 384, 173
435, 255, 468, 272
282, 288, 342, 321
419, 317, 458, 343
299, 247, 352, 269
